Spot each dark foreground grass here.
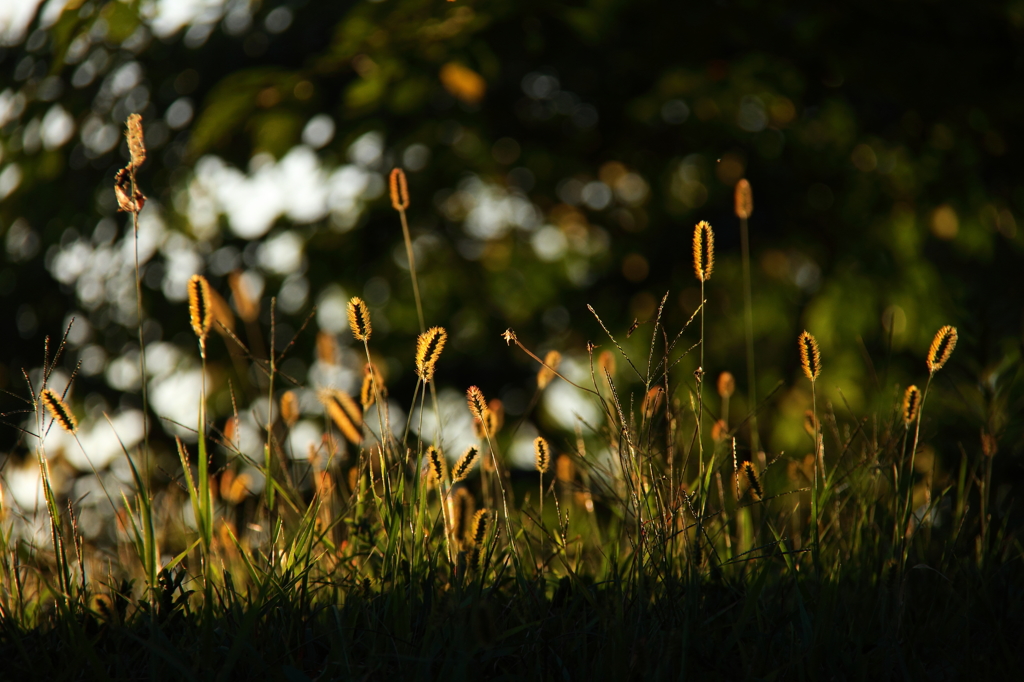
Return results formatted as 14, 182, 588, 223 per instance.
1, 552, 1021, 680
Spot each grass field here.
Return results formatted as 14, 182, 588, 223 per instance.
1, 122, 1022, 681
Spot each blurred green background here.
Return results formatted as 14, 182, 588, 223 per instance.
1, 0, 1022, 518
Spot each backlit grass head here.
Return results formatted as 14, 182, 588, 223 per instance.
537, 350, 561, 390
741, 460, 763, 501
534, 437, 550, 474
798, 331, 821, 381
188, 274, 213, 355
734, 178, 753, 219
40, 388, 77, 434
389, 167, 409, 211
452, 445, 480, 482
427, 446, 446, 486
347, 297, 372, 342
466, 386, 489, 425
926, 325, 957, 375
693, 220, 714, 282
415, 327, 447, 382
902, 385, 921, 425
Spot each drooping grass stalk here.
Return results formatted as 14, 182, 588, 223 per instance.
798, 330, 821, 569
116, 114, 152, 484
735, 179, 760, 459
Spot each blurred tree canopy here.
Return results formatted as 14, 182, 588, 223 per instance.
1, 0, 1023, 481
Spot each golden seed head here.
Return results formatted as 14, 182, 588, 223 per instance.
126, 113, 146, 170
797, 330, 821, 381
926, 325, 957, 375
427, 446, 446, 485
389, 167, 409, 211
466, 386, 489, 424
415, 327, 447, 382
734, 178, 753, 219
40, 388, 77, 433
534, 437, 550, 474
741, 460, 763, 501
537, 350, 562, 390
717, 371, 735, 399
693, 220, 714, 282
347, 297, 372, 342
902, 385, 921, 425
711, 419, 728, 442
470, 509, 491, 547
360, 362, 385, 410
448, 487, 475, 550
187, 274, 213, 346
280, 390, 300, 427
452, 445, 480, 482
318, 389, 363, 445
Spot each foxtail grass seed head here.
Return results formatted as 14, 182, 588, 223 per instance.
452, 445, 480, 482
466, 386, 489, 424
534, 437, 550, 473
902, 385, 921, 425
473, 411, 497, 439
281, 390, 300, 427
734, 178, 753, 219
318, 389, 363, 445
126, 113, 146, 170
40, 388, 77, 433
361, 362, 385, 409
693, 220, 715, 282
798, 330, 821, 381
470, 509, 491, 547
389, 167, 410, 211
427, 446, 446, 485
188, 274, 213, 346
415, 327, 447, 382
448, 487, 474, 549
347, 297, 371, 342
926, 325, 958, 375
717, 371, 735, 399
742, 460, 763, 501
537, 350, 562, 389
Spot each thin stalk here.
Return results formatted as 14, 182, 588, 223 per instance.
130, 183, 151, 484
398, 207, 426, 334
902, 375, 933, 565
740, 214, 759, 457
